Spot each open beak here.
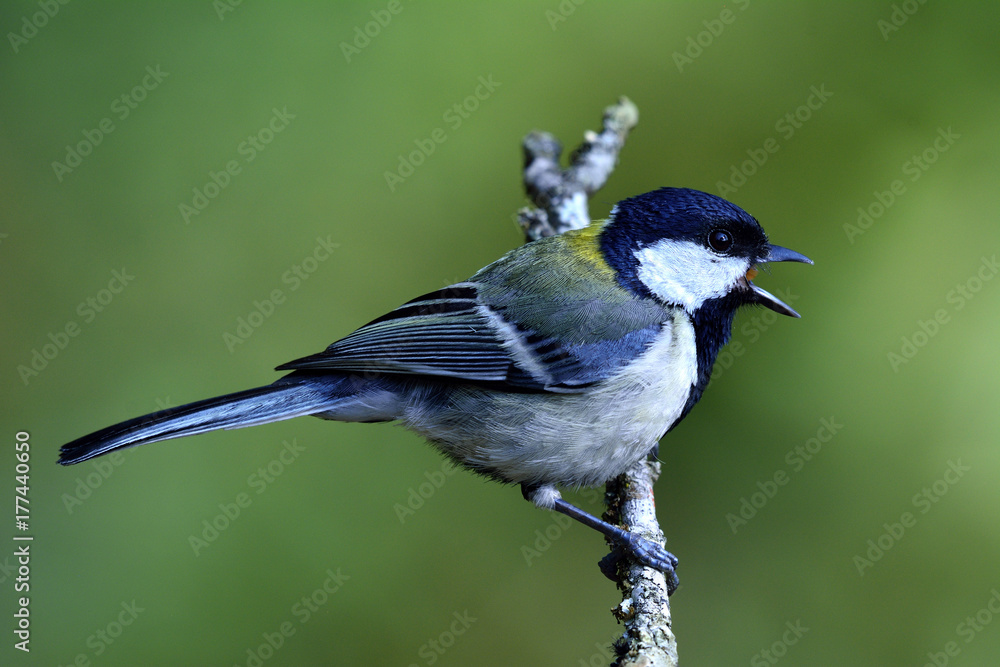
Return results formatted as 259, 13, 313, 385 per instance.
744, 244, 813, 318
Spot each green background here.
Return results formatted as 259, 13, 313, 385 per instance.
2, 2, 999, 665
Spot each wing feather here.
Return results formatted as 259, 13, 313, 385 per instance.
277, 235, 674, 391
276, 285, 515, 382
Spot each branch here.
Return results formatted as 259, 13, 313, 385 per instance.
605, 460, 678, 666
518, 96, 639, 240
515, 97, 678, 666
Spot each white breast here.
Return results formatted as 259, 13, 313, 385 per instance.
403, 310, 699, 488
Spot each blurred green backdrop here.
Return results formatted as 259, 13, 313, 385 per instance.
2, 2, 999, 665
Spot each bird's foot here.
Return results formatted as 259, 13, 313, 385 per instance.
618, 531, 679, 594
526, 485, 680, 595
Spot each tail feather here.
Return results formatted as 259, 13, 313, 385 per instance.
58, 380, 333, 465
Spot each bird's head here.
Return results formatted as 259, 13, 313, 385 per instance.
599, 187, 812, 317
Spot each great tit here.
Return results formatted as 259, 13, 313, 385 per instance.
59, 187, 811, 591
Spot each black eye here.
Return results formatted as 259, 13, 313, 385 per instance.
708, 229, 733, 253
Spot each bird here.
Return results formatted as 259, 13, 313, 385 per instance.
59, 187, 811, 592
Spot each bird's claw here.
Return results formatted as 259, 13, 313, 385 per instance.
546, 495, 679, 594
621, 533, 679, 595
599, 546, 626, 581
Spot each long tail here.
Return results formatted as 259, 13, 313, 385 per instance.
58, 378, 335, 465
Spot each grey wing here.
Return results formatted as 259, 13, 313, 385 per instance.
276, 284, 512, 381
276, 283, 668, 392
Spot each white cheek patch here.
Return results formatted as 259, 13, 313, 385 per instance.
634, 239, 748, 311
